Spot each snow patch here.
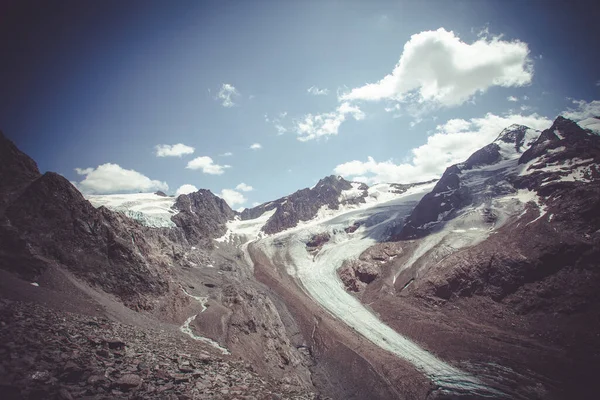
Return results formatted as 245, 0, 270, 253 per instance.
338, 182, 366, 202
87, 192, 177, 228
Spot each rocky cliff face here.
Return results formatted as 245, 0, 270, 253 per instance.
345, 117, 600, 399
0, 133, 319, 397
396, 124, 541, 239
172, 189, 235, 246
0, 131, 41, 213
240, 175, 368, 234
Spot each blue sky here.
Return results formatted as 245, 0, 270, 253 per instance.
1, 0, 599, 209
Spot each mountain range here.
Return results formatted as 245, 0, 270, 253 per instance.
0, 114, 599, 399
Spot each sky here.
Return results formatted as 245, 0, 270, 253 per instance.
1, 0, 599, 210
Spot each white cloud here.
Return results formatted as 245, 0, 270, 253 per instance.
334, 112, 551, 184
186, 156, 231, 175
75, 163, 168, 194
75, 167, 94, 175
274, 124, 287, 135
295, 102, 365, 141
307, 86, 330, 96
384, 103, 401, 113
235, 183, 254, 192
176, 184, 198, 196
217, 83, 240, 107
507, 96, 518, 102
520, 104, 532, 111
562, 99, 600, 120
266, 112, 289, 135
220, 152, 233, 157
250, 143, 262, 150
339, 28, 533, 108
219, 189, 246, 207
252, 202, 260, 207
154, 143, 195, 157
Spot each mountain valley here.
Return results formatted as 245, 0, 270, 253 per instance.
1, 115, 599, 399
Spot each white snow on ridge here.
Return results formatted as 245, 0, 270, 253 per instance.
215, 208, 277, 243
86, 192, 178, 228
338, 182, 365, 202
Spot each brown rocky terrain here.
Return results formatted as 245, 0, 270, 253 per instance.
0, 131, 322, 398
0, 298, 318, 400
342, 116, 600, 399
2, 116, 599, 399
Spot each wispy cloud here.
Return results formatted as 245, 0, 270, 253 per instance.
294, 102, 365, 141
216, 83, 240, 107
250, 143, 262, 150
220, 152, 233, 157
307, 86, 329, 96
186, 156, 231, 175
154, 143, 195, 157
507, 96, 519, 102
562, 99, 600, 120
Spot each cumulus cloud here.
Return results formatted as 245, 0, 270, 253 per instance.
75, 163, 168, 194
175, 184, 198, 196
75, 167, 94, 175
307, 86, 329, 96
507, 96, 519, 102
339, 28, 533, 108
219, 189, 246, 207
154, 143, 195, 157
235, 183, 254, 192
250, 143, 262, 150
562, 99, 600, 120
217, 83, 239, 107
220, 152, 233, 157
334, 112, 552, 184
186, 156, 231, 175
294, 102, 365, 141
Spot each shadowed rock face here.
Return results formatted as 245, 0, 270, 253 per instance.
172, 189, 235, 246
241, 175, 368, 234
396, 124, 538, 240
0, 131, 41, 213
1, 170, 169, 308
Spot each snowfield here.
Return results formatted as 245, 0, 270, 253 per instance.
86, 192, 178, 228
220, 182, 502, 396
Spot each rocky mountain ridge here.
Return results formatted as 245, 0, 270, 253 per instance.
0, 131, 320, 398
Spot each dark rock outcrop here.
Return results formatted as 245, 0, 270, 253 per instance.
172, 190, 235, 246
1, 171, 169, 308
338, 260, 380, 292
241, 175, 367, 234
0, 131, 41, 213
